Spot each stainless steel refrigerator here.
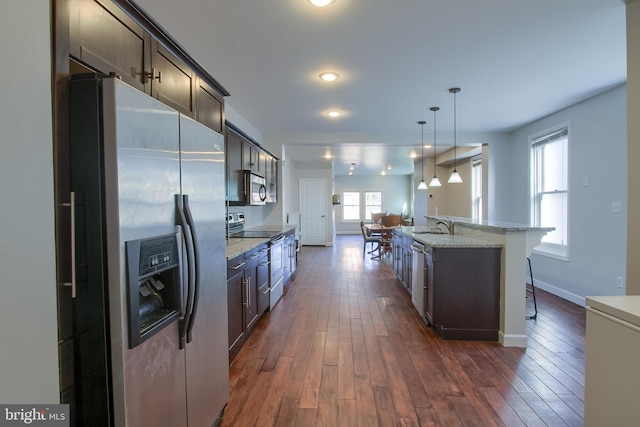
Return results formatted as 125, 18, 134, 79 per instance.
69, 74, 228, 426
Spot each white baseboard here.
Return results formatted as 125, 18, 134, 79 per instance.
526, 275, 586, 307
499, 331, 527, 348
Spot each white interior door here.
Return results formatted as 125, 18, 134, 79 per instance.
299, 179, 327, 246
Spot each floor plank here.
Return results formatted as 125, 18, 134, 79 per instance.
222, 235, 586, 426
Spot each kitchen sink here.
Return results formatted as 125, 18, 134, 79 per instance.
413, 229, 448, 235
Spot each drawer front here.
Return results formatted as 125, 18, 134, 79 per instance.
227, 254, 246, 278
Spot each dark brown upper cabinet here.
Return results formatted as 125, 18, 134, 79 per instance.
67, 0, 227, 127
150, 41, 195, 116
225, 128, 244, 205
196, 80, 224, 134
68, 0, 150, 92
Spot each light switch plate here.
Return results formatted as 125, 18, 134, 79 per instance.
611, 201, 622, 213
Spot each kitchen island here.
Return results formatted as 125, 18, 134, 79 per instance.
426, 216, 553, 347
395, 226, 503, 341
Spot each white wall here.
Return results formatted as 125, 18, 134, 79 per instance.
626, 0, 640, 295
426, 159, 474, 218
485, 134, 514, 221
333, 174, 412, 234
508, 84, 628, 301
0, 0, 60, 402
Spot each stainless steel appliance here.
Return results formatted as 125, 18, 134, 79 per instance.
269, 234, 285, 308
227, 212, 245, 236
411, 242, 427, 318
245, 171, 267, 205
69, 74, 228, 427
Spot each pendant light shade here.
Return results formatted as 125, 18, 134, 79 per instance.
417, 120, 428, 190
428, 106, 442, 187
448, 87, 463, 184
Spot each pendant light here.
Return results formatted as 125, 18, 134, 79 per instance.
428, 107, 442, 187
417, 120, 428, 190
448, 87, 463, 184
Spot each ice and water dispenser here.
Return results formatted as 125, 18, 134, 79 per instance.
126, 233, 182, 348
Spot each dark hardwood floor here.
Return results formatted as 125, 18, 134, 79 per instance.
221, 235, 585, 426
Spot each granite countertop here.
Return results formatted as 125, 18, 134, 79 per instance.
398, 226, 503, 248
226, 225, 296, 260
426, 215, 555, 233
226, 237, 269, 260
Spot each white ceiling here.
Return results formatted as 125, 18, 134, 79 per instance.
135, 0, 627, 175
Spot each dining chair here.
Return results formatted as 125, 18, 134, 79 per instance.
371, 212, 385, 224
381, 214, 402, 227
360, 221, 381, 257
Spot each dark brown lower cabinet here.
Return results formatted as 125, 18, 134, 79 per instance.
256, 253, 270, 315
226, 244, 269, 358
424, 246, 501, 341
226, 269, 244, 351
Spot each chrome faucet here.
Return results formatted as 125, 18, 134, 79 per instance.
435, 219, 454, 235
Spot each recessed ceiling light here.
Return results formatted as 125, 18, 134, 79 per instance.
319, 72, 339, 82
324, 153, 332, 159
381, 170, 386, 176
410, 152, 417, 158
308, 0, 336, 6
327, 111, 341, 118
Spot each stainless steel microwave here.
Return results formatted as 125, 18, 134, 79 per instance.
245, 171, 267, 205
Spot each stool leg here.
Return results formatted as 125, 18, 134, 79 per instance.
526, 257, 538, 320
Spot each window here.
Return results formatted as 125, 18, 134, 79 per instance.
364, 191, 382, 221
531, 126, 569, 258
341, 190, 383, 222
342, 191, 361, 221
471, 157, 482, 221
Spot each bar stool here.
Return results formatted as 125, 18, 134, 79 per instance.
526, 257, 538, 320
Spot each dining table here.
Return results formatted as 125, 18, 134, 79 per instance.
363, 223, 398, 233
363, 223, 398, 259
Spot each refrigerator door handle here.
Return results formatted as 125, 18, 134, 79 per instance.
183, 194, 200, 344
63, 192, 77, 298
176, 195, 196, 349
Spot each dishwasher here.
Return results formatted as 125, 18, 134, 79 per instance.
411, 242, 426, 318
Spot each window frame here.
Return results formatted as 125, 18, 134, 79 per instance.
341, 190, 361, 222
364, 190, 383, 222
471, 156, 482, 221
340, 189, 384, 223
530, 124, 570, 261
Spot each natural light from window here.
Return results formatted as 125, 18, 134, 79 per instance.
343, 191, 360, 221
365, 191, 382, 221
531, 127, 569, 258
472, 158, 482, 221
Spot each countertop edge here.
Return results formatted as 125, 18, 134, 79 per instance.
397, 226, 503, 248
226, 225, 296, 259
585, 295, 640, 327
426, 215, 555, 233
